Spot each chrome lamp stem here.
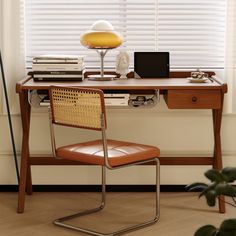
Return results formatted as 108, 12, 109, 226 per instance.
97, 49, 108, 77
88, 48, 115, 81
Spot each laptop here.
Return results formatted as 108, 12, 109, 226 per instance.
134, 52, 169, 78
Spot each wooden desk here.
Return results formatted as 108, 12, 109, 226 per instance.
16, 71, 227, 213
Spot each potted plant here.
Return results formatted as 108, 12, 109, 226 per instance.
186, 167, 236, 236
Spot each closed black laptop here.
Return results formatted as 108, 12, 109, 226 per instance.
134, 52, 169, 78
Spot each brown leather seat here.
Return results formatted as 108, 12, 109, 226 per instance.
56, 139, 160, 167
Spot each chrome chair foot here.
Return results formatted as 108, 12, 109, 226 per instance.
54, 210, 160, 236
54, 205, 106, 236
53, 158, 160, 236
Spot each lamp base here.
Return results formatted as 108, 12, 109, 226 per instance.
87, 74, 117, 81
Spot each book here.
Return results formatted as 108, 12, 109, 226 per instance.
33, 71, 84, 75
33, 54, 84, 63
33, 61, 80, 64
32, 63, 85, 71
33, 75, 84, 82
32, 70, 84, 81
32, 55, 85, 81
31, 70, 85, 81
33, 74, 83, 79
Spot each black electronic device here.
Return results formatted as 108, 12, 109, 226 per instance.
134, 52, 169, 78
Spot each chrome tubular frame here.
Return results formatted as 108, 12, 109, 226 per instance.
54, 158, 160, 236
53, 113, 160, 235
48, 107, 57, 158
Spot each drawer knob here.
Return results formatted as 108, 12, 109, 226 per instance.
192, 96, 198, 102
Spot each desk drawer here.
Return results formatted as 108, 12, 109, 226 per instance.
165, 90, 221, 109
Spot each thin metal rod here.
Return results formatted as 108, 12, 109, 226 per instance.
155, 158, 160, 219
0, 51, 20, 183
48, 107, 57, 158
97, 49, 108, 77
101, 51, 104, 77
101, 166, 106, 208
101, 113, 111, 169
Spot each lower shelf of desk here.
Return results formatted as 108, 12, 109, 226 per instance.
29, 156, 213, 165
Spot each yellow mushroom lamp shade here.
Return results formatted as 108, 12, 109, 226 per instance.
80, 20, 123, 80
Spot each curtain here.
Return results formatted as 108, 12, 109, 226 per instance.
0, 0, 25, 114
224, 0, 236, 113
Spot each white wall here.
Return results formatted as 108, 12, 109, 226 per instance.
1, 95, 236, 185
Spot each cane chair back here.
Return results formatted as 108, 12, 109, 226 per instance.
49, 86, 106, 130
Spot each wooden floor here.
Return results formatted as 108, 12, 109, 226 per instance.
0, 192, 235, 236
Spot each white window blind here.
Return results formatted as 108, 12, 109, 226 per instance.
25, 0, 227, 69
25, 0, 156, 68
157, 0, 227, 69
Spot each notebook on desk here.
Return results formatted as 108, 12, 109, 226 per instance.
134, 52, 169, 78
32, 71, 84, 82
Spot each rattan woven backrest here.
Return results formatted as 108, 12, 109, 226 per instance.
49, 86, 106, 130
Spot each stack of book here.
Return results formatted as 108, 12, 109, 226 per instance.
32, 55, 85, 81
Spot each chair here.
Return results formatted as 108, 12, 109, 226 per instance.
48, 86, 160, 236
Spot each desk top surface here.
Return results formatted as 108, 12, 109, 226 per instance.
16, 73, 227, 93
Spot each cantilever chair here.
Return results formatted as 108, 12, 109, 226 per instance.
49, 86, 160, 236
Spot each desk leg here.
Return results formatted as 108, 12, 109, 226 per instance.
26, 164, 33, 195
25, 93, 32, 195
212, 104, 225, 213
17, 90, 32, 213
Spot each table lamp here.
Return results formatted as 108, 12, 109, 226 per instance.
80, 20, 123, 81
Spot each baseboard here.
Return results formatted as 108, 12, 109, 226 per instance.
0, 185, 188, 192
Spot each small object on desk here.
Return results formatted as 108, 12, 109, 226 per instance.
87, 75, 114, 81
32, 54, 85, 81
80, 20, 123, 81
116, 51, 130, 79
134, 52, 170, 78
191, 70, 208, 79
33, 70, 85, 81
188, 70, 209, 83
32, 54, 84, 71
187, 77, 208, 83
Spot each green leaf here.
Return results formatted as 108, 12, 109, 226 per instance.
205, 190, 217, 207
205, 169, 224, 183
222, 167, 236, 183
215, 184, 236, 197
199, 183, 218, 198
219, 219, 236, 231
194, 225, 217, 236
186, 182, 208, 191
217, 231, 236, 236
218, 219, 236, 236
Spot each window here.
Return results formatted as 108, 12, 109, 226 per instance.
157, 0, 226, 69
25, 0, 226, 69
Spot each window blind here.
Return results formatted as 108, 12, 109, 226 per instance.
25, 0, 227, 69
157, 0, 227, 69
25, 0, 156, 68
